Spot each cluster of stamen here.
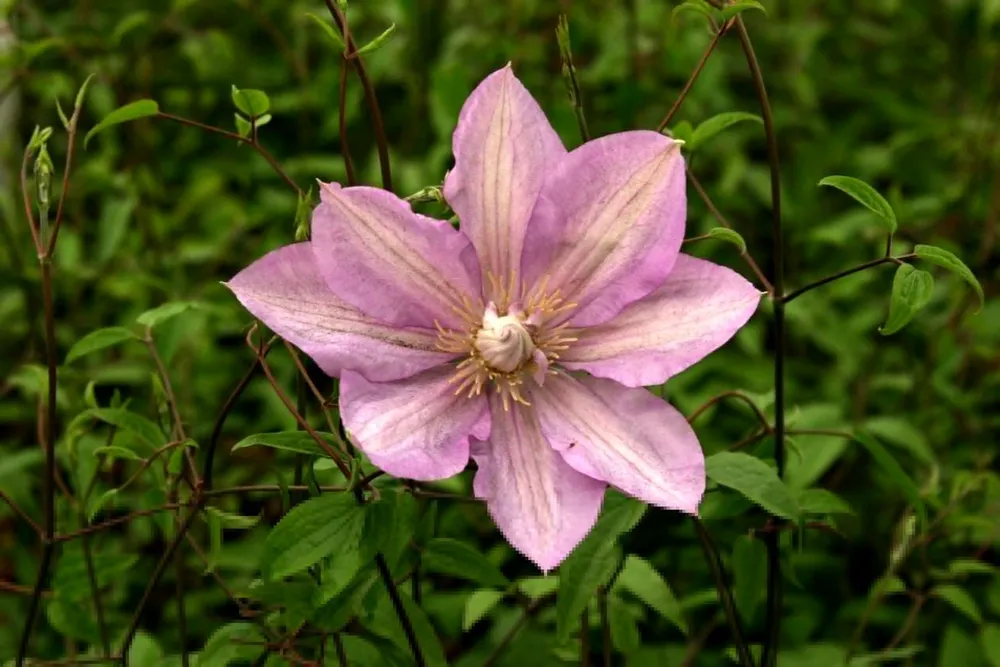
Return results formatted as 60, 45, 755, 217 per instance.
435, 273, 577, 410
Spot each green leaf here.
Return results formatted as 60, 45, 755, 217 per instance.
948, 559, 997, 577
84, 99, 159, 148
706, 227, 748, 253
260, 492, 364, 579
305, 13, 345, 50
370, 592, 448, 667
861, 416, 935, 466
234, 113, 251, 139
934, 585, 983, 624
231, 85, 270, 117
423, 538, 510, 587
203, 506, 260, 530
136, 300, 197, 328
818, 175, 898, 234
982, 624, 1000, 667
556, 494, 645, 639
853, 431, 926, 525
719, 0, 767, 21
705, 452, 801, 520
46, 599, 100, 643
614, 555, 687, 635
65, 327, 138, 364
690, 111, 762, 151
796, 488, 854, 515
52, 543, 137, 600
86, 407, 166, 448
93, 445, 143, 462
848, 645, 924, 666
914, 244, 985, 311
672, 0, 716, 23
231, 430, 341, 457
312, 564, 380, 631
609, 595, 641, 655
199, 622, 266, 667
880, 264, 934, 335
356, 23, 396, 56
463, 589, 506, 631
732, 535, 768, 625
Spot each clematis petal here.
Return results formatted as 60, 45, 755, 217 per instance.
562, 255, 761, 387
522, 131, 686, 327
443, 64, 566, 299
340, 366, 490, 481
312, 184, 481, 330
471, 397, 605, 572
226, 243, 452, 382
533, 374, 704, 514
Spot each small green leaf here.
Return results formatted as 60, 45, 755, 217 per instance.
260, 492, 363, 579
880, 264, 934, 335
948, 559, 997, 576
74, 73, 96, 111
231, 430, 340, 457
65, 327, 139, 364
853, 431, 926, 525
234, 113, 251, 139
230, 85, 270, 118
690, 111, 762, 151
819, 175, 898, 234
732, 535, 768, 625
203, 506, 260, 530
312, 565, 380, 631
706, 227, 748, 253
136, 300, 197, 328
914, 244, 985, 311
463, 589, 505, 631
47, 599, 100, 642
672, 0, 717, 23
93, 445, 143, 462
705, 452, 801, 520
934, 585, 983, 624
200, 622, 266, 667
356, 23, 396, 56
86, 407, 166, 448
719, 0, 767, 21
423, 538, 510, 587
84, 99, 159, 148
305, 12, 345, 50
614, 555, 687, 635
981, 624, 1000, 667
796, 488, 854, 515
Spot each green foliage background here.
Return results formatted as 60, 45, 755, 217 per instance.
1, 0, 998, 665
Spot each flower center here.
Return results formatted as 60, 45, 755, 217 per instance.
435, 274, 578, 410
474, 306, 535, 373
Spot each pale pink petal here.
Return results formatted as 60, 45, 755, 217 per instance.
533, 374, 704, 514
312, 184, 481, 330
444, 65, 566, 300
562, 255, 761, 387
340, 367, 489, 481
471, 397, 605, 572
226, 243, 452, 382
522, 131, 686, 327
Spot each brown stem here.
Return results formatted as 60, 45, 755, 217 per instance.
687, 170, 773, 293
658, 21, 732, 131
156, 112, 301, 195
56, 503, 184, 542
0, 489, 43, 535
324, 0, 393, 191
687, 390, 772, 432
338, 57, 357, 186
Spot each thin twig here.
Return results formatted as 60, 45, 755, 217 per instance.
687, 390, 771, 431
338, 58, 357, 185
687, 170, 773, 294
782, 255, 910, 304
156, 112, 300, 195
692, 518, 755, 667
324, 0, 393, 190
482, 593, 556, 667
0, 489, 42, 535
658, 21, 732, 131
56, 504, 184, 542
80, 524, 111, 656
733, 16, 784, 666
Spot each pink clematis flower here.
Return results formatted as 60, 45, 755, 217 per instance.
227, 65, 761, 571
